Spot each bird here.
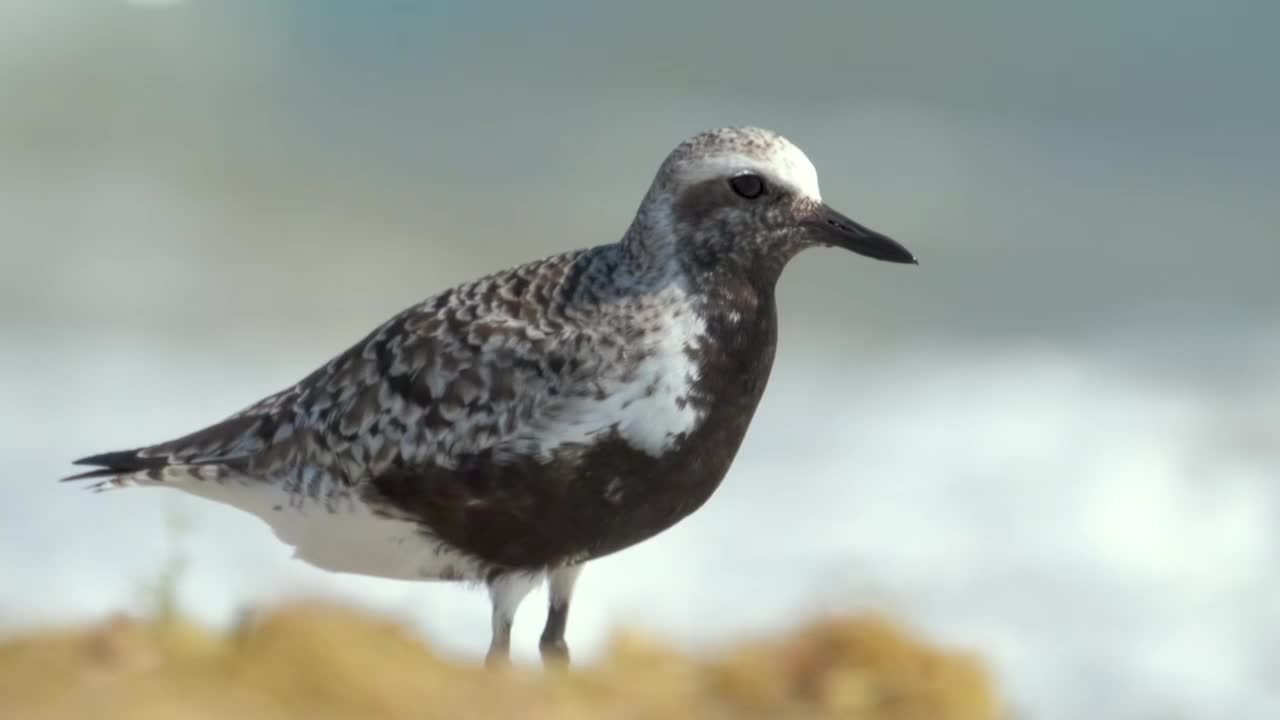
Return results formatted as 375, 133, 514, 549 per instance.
64, 126, 916, 669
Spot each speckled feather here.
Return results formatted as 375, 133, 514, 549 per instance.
122, 247, 704, 484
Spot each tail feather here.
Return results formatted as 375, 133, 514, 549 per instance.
62, 467, 128, 483
63, 444, 247, 492
64, 411, 273, 491
63, 448, 206, 490
62, 448, 167, 482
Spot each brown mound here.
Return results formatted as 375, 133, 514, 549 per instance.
0, 603, 1001, 720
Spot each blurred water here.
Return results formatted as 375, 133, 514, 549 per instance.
3, 2, 1279, 719
3, 326, 1278, 720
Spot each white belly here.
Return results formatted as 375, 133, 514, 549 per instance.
166, 473, 487, 582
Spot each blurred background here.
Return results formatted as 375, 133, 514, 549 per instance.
2, 1, 1277, 718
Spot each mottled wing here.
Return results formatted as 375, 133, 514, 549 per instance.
66, 250, 625, 493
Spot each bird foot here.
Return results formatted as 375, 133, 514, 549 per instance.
485, 647, 511, 671
539, 636, 570, 669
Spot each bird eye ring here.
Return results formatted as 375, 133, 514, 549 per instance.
729, 174, 766, 200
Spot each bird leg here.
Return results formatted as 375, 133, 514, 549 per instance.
485, 572, 537, 670
539, 564, 582, 668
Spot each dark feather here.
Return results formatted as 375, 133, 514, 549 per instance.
61, 448, 156, 482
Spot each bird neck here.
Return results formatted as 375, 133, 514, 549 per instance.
620, 212, 792, 299
619, 198, 675, 267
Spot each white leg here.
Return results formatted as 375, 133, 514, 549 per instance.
485, 572, 538, 669
539, 564, 583, 668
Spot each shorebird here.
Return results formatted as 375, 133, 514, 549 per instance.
65, 126, 916, 668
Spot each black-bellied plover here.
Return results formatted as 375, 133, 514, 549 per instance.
65, 126, 916, 668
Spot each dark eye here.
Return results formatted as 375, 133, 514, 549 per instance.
729, 173, 766, 199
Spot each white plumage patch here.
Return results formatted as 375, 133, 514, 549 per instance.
508, 289, 706, 460
677, 142, 822, 201
110, 468, 487, 582
611, 299, 706, 453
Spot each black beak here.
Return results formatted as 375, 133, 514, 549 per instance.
807, 203, 917, 264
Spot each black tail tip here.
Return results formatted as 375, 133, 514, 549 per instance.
61, 468, 120, 483
61, 448, 150, 482
71, 449, 143, 468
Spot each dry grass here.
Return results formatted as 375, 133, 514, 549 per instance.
0, 601, 1001, 720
